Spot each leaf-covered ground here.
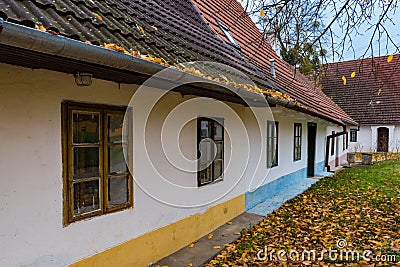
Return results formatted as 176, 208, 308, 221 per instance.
205, 161, 400, 266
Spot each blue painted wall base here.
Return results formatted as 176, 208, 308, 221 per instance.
246, 161, 330, 216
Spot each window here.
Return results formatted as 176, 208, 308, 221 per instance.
62, 102, 133, 224
217, 21, 240, 49
267, 121, 279, 168
343, 133, 346, 151
197, 117, 224, 186
350, 129, 358, 142
293, 123, 302, 161
331, 131, 335, 156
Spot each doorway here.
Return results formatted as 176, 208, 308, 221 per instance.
307, 123, 317, 177
377, 127, 389, 152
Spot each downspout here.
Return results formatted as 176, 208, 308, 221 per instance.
325, 125, 347, 172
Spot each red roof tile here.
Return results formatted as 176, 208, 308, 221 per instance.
192, 0, 355, 125
321, 55, 400, 124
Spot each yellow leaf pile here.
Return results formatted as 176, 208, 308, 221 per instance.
32, 22, 302, 107
205, 160, 400, 266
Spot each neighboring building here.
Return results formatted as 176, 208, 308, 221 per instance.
0, 0, 355, 266
322, 55, 400, 153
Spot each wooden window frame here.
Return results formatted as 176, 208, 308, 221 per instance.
350, 129, 358, 142
197, 117, 224, 187
267, 121, 279, 168
293, 123, 302, 161
62, 101, 133, 225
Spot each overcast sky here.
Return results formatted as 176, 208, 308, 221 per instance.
240, 0, 400, 62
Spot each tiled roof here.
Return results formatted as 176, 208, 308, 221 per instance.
0, 0, 355, 125
321, 55, 400, 125
0, 0, 260, 78
192, 0, 355, 125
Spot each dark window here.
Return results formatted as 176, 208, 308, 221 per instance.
267, 121, 279, 168
217, 21, 240, 49
343, 133, 346, 151
350, 129, 358, 142
294, 123, 302, 161
197, 117, 224, 186
331, 131, 335, 156
62, 102, 133, 225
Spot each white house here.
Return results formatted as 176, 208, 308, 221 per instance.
0, 1, 356, 266
322, 55, 400, 154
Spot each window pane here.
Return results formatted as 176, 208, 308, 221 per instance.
108, 114, 127, 143
73, 112, 99, 144
73, 147, 100, 179
200, 166, 212, 184
213, 160, 223, 180
215, 142, 223, 160
214, 123, 223, 141
201, 120, 211, 139
199, 139, 214, 164
109, 145, 128, 175
108, 176, 129, 208
73, 180, 100, 216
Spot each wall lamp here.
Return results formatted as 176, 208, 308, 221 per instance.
74, 72, 93, 86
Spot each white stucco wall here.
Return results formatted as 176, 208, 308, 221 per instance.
0, 64, 251, 266
0, 63, 344, 266
349, 125, 400, 153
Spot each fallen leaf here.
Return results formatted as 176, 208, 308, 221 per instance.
213, 246, 221, 249
387, 54, 393, 63
92, 12, 103, 21
260, 9, 265, 17
136, 24, 145, 35
342, 76, 347, 85
351, 71, 356, 78
188, 243, 194, 248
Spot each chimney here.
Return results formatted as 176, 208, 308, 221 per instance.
270, 59, 276, 78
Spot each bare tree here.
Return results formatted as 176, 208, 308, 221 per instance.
240, 0, 399, 68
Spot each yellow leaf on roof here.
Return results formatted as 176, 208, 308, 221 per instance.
260, 9, 265, 17
35, 24, 46, 31
213, 246, 221, 249
136, 24, 145, 35
342, 76, 347, 85
188, 243, 194, 248
351, 71, 356, 78
92, 12, 103, 21
387, 54, 393, 63
378, 89, 382, 95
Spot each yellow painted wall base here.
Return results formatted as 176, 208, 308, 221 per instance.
70, 195, 245, 267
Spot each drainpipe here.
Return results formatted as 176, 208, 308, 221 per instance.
325, 126, 347, 172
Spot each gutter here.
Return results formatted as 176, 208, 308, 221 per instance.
0, 20, 355, 126
0, 19, 166, 76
